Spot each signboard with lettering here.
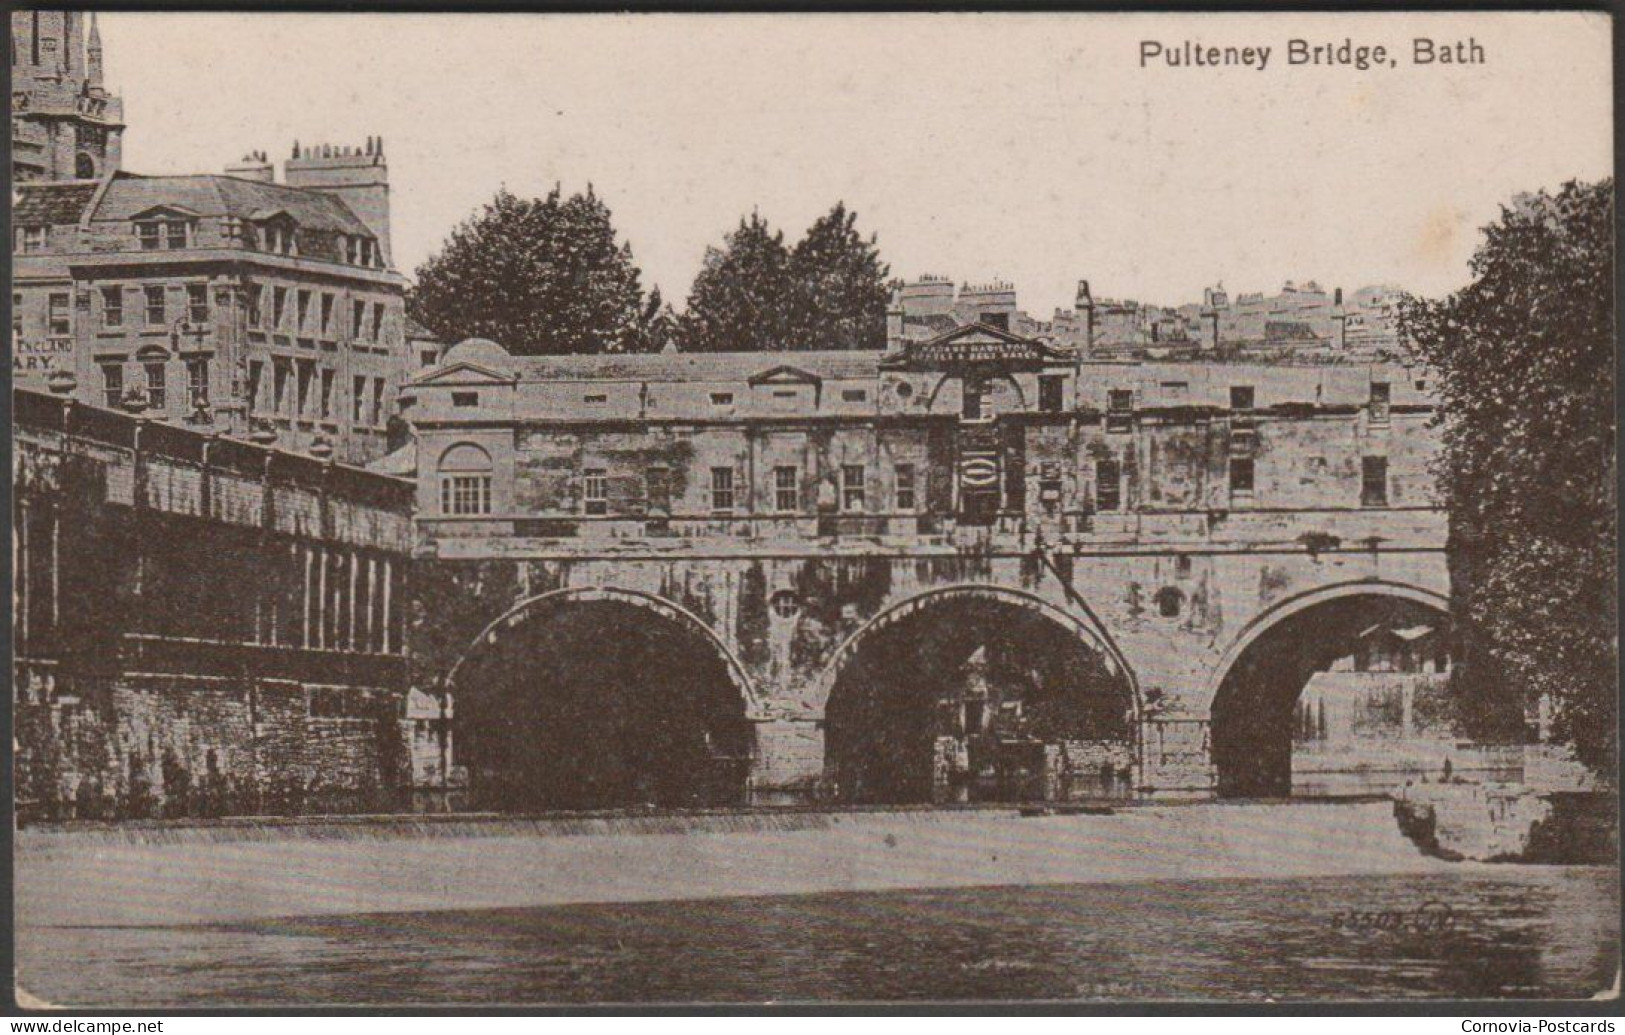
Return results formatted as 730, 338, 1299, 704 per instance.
914, 337, 1043, 365
12, 338, 71, 383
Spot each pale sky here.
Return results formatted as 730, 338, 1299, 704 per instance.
99, 11, 1611, 314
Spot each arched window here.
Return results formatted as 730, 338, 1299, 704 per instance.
75, 152, 97, 180
439, 443, 493, 516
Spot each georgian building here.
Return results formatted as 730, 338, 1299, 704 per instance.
11, 13, 409, 465
401, 317, 1448, 808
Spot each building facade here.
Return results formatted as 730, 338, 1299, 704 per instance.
13, 388, 416, 820
11, 14, 410, 465
402, 316, 1455, 808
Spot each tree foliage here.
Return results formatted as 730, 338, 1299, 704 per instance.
408, 186, 656, 356
677, 212, 794, 353
1398, 179, 1616, 776
676, 204, 890, 352
790, 202, 892, 350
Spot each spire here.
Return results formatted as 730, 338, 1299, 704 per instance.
87, 12, 103, 87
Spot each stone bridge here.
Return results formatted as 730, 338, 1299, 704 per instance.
412, 507, 1448, 804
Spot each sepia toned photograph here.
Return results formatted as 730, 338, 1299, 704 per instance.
8, 8, 1619, 1010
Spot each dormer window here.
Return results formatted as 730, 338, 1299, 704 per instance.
258, 219, 297, 256
135, 216, 190, 251
16, 226, 47, 253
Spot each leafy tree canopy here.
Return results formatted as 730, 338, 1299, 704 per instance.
409, 186, 656, 356
677, 204, 891, 352
1399, 178, 1616, 775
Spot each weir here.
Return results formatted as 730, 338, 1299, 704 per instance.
17, 800, 1447, 927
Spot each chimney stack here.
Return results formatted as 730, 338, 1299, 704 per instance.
1332, 287, 1348, 350
284, 136, 392, 265
1074, 279, 1095, 354
885, 287, 906, 350
225, 149, 275, 183
1199, 286, 1221, 351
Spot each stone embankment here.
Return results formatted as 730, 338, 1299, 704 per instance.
1393, 780, 1617, 864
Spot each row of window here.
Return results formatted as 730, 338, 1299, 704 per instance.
100, 357, 210, 412
249, 284, 389, 343
245, 359, 389, 427
129, 215, 384, 269
12, 285, 394, 344
437, 455, 1392, 517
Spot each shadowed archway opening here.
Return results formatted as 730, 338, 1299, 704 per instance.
823, 592, 1137, 805
1210, 590, 1451, 799
452, 596, 755, 811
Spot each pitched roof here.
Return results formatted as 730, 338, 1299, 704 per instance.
13, 182, 100, 226
507, 349, 887, 383
88, 173, 372, 238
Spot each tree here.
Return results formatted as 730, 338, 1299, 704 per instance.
1398, 179, 1616, 776
675, 212, 794, 352
789, 202, 891, 350
408, 186, 655, 356
676, 204, 891, 352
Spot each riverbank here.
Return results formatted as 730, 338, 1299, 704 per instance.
17, 799, 1455, 928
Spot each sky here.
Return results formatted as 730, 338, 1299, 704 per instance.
98, 11, 1611, 315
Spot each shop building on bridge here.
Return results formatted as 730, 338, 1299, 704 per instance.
402, 311, 1455, 808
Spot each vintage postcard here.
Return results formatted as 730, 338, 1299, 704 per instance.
9, 9, 1617, 1010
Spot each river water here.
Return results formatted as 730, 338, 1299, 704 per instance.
19, 867, 1617, 1006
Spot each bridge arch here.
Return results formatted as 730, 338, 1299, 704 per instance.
1206, 579, 1452, 798
446, 586, 760, 810
818, 585, 1142, 805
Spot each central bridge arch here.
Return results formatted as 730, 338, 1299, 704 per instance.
817, 586, 1142, 805
446, 587, 759, 811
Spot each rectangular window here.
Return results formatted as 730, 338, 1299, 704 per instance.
370, 379, 384, 426
710, 392, 734, 407
352, 375, 366, 423
296, 361, 313, 418
1229, 456, 1256, 496
272, 287, 288, 330
187, 357, 209, 408
144, 361, 167, 412
144, 285, 166, 327
961, 379, 985, 420
1095, 458, 1121, 511
247, 360, 263, 413
710, 467, 736, 512
371, 303, 385, 343
583, 393, 607, 404
319, 368, 334, 419
137, 222, 162, 251
12, 293, 22, 340
274, 360, 291, 415
774, 466, 799, 513
1362, 456, 1389, 507
166, 220, 187, 250
248, 285, 265, 328
1107, 388, 1133, 432
842, 389, 869, 403
320, 293, 334, 336
20, 225, 47, 252
646, 467, 671, 512
440, 475, 492, 516
1369, 381, 1392, 423
582, 468, 608, 516
1039, 375, 1065, 413
353, 300, 367, 340
47, 292, 70, 337
1230, 385, 1256, 410
451, 392, 479, 408
895, 463, 917, 512
842, 464, 866, 511
187, 283, 209, 325
296, 290, 311, 333
100, 285, 123, 328
101, 363, 123, 409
